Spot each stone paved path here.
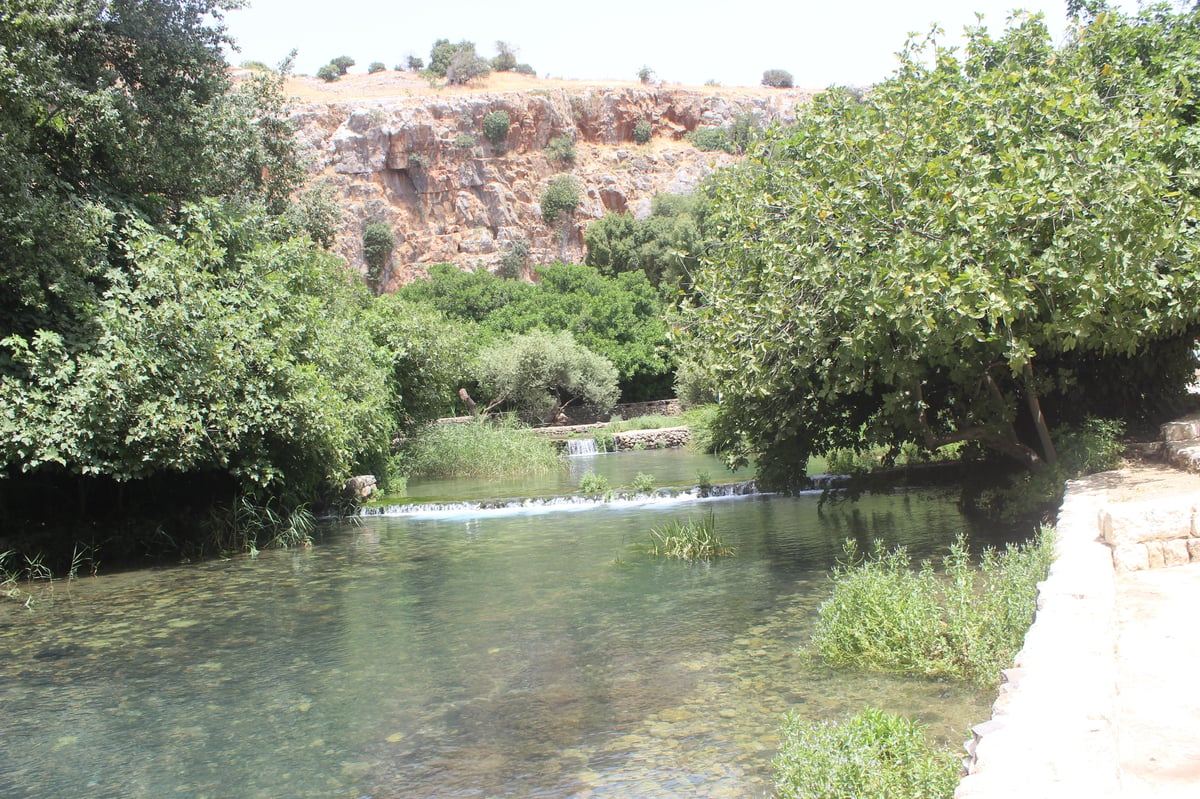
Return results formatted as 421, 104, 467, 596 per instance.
1115, 560, 1200, 797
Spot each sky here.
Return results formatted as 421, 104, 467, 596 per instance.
221, 1, 1148, 89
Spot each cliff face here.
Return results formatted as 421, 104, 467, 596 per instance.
290, 83, 808, 288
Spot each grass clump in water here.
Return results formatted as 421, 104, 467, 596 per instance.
650, 512, 733, 559
773, 707, 959, 799
811, 530, 1053, 687
403, 417, 560, 478
579, 470, 610, 494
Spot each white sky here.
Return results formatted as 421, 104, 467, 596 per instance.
222, 1, 1147, 89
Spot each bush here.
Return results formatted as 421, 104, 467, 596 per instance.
496, 238, 529, 279
476, 329, 618, 423
686, 125, 729, 152
545, 135, 576, 167
637, 65, 654, 84
316, 64, 339, 82
482, 110, 511, 146
762, 68, 794, 88
539, 175, 581, 225
632, 119, 653, 144
811, 531, 1054, 686
403, 417, 560, 478
514, 63, 536, 76
454, 132, 478, 150
368, 61, 386, 74
406, 55, 424, 71
632, 472, 655, 493
773, 708, 959, 799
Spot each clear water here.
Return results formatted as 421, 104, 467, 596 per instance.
0, 457, 1019, 799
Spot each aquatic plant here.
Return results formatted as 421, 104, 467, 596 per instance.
811, 530, 1054, 687
773, 708, 959, 799
631, 472, 655, 493
579, 471, 610, 494
650, 512, 733, 559
203, 497, 316, 555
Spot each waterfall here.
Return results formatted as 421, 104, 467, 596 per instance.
565, 438, 599, 456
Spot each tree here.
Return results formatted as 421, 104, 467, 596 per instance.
475, 331, 619, 424
406, 54, 424, 71
368, 61, 386, 74
637, 65, 654, 84
761, 68, 794, 88
585, 192, 710, 290
684, 11, 1200, 490
492, 41, 518, 72
447, 45, 491, 85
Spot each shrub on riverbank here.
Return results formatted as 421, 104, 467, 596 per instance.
402, 417, 560, 478
773, 708, 959, 799
811, 530, 1053, 686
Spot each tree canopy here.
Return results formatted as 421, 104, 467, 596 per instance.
683, 8, 1200, 489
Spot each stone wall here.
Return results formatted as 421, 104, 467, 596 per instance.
611, 426, 690, 450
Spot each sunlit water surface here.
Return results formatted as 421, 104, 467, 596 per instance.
0, 453, 1022, 798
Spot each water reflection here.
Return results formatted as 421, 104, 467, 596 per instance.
0, 485, 1016, 798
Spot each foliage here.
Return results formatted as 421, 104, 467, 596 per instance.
632, 472, 655, 492
632, 119, 653, 144
585, 192, 710, 290
446, 43, 492, 85
650, 512, 733, 559
203, 497, 315, 554
540, 175, 582, 225
684, 10, 1200, 490
514, 63, 537, 76
402, 417, 560, 478
397, 263, 674, 401
686, 114, 761, 154
580, 470, 611, 494
974, 417, 1127, 521
811, 531, 1054, 686
427, 38, 466, 77
1, 201, 393, 511
492, 40, 518, 72
681, 404, 720, 454
761, 68, 794, 88
482, 110, 511, 146
362, 221, 395, 290
368, 61, 386, 74
362, 294, 472, 434
686, 126, 730, 152
637, 65, 654, 84
284, 182, 343, 249
318, 55, 355, 81
455, 132, 478, 150
773, 708, 959, 799
674, 358, 719, 408
475, 330, 619, 424
496, 238, 530, 279
406, 54, 424, 71
545, 135, 577, 167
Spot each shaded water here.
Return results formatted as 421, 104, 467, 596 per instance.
0, 465, 1019, 799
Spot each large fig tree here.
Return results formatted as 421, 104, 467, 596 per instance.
684, 9, 1200, 489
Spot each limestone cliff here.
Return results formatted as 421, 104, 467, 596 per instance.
288, 78, 809, 288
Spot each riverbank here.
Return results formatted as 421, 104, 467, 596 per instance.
957, 420, 1200, 797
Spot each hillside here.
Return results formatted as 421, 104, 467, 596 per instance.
278, 70, 811, 287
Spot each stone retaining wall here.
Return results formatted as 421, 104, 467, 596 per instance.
956, 473, 1122, 798
611, 426, 690, 450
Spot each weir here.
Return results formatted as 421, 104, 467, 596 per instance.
565, 438, 599, 456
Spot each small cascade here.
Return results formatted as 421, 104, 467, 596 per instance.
565, 438, 599, 456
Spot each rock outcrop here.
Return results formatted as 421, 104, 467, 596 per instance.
289, 83, 809, 287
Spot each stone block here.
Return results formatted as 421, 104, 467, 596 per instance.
1146, 540, 1165, 569
1112, 544, 1148, 573
1101, 500, 1197, 547
1164, 539, 1191, 567
1188, 539, 1200, 562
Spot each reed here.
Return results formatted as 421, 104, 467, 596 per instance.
650, 512, 733, 559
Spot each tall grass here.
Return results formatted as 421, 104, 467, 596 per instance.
811, 530, 1054, 687
650, 512, 734, 559
773, 708, 960, 799
203, 496, 316, 554
403, 417, 561, 478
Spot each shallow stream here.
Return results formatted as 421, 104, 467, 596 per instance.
0, 451, 1020, 798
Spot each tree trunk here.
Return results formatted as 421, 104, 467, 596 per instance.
1023, 363, 1058, 466
458, 388, 478, 417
